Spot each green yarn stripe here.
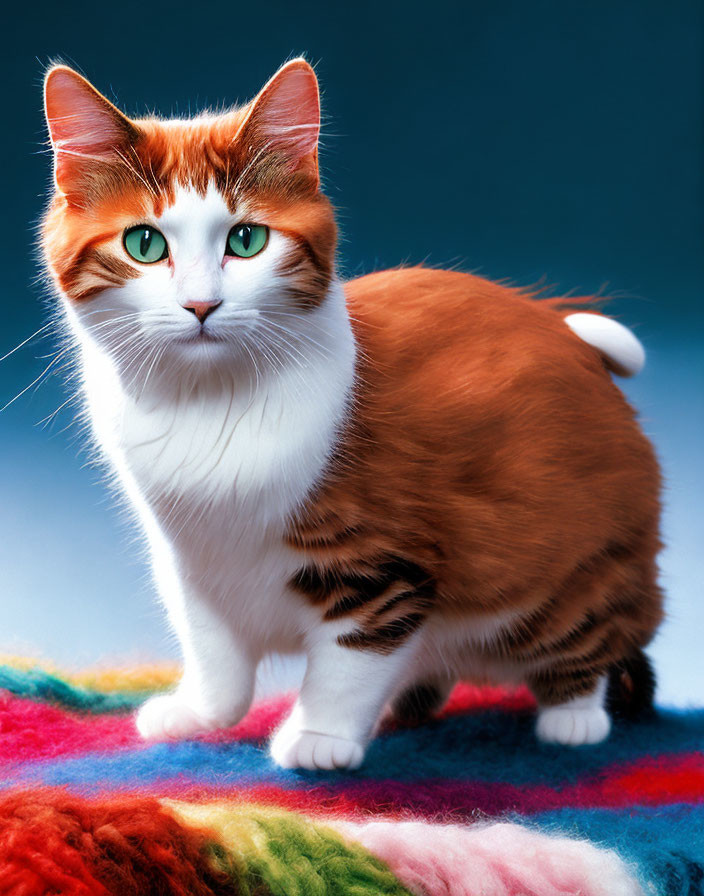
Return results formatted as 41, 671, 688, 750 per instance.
0, 664, 149, 713
206, 811, 414, 896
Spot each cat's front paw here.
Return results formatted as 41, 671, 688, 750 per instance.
270, 719, 365, 770
536, 706, 611, 746
136, 693, 225, 741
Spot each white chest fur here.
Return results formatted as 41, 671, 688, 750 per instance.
74, 281, 355, 646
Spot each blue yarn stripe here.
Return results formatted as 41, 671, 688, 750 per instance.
6, 735, 702, 792
532, 806, 704, 896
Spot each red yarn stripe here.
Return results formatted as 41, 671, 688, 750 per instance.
0, 789, 232, 896
120, 753, 704, 818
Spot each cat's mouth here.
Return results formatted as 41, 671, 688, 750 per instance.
173, 329, 223, 345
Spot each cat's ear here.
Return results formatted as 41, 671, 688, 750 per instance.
44, 66, 137, 198
237, 59, 321, 182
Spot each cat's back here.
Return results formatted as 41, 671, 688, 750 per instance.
345, 266, 602, 382
344, 265, 644, 433
340, 265, 659, 533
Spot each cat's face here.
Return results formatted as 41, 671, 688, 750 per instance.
42, 61, 336, 383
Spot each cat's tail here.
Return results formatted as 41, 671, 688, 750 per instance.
563, 312, 646, 378
606, 647, 657, 720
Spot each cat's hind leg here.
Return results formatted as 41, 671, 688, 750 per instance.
391, 674, 456, 725
533, 675, 611, 746
534, 646, 657, 745
518, 543, 662, 747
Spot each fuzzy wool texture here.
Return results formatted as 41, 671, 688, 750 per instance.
2, 659, 702, 895
333, 819, 644, 896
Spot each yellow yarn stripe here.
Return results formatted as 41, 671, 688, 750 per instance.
164, 801, 415, 896
0, 655, 179, 694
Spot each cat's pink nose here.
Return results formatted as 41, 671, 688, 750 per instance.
182, 300, 222, 323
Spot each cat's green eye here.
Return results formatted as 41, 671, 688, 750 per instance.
123, 226, 169, 264
226, 224, 269, 259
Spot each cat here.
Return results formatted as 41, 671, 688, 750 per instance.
41, 59, 663, 770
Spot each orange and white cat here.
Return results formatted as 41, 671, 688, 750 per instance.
42, 60, 663, 769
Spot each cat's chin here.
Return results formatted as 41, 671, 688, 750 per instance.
159, 333, 259, 380
168, 332, 237, 362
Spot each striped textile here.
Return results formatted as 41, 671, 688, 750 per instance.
1, 659, 702, 895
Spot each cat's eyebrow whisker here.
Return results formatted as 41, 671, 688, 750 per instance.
230, 141, 273, 201
114, 147, 159, 201
127, 145, 160, 200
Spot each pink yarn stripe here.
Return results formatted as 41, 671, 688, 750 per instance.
0, 692, 294, 766
0, 694, 137, 767
0, 685, 532, 768
333, 819, 644, 896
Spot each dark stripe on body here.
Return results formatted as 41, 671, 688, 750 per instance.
290, 555, 436, 654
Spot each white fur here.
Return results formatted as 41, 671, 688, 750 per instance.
536, 677, 611, 745
270, 621, 422, 769
60, 183, 616, 769
64, 185, 363, 744
64, 183, 415, 767
565, 312, 645, 377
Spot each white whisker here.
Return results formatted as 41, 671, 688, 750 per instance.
0, 322, 54, 363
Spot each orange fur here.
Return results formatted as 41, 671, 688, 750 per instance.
43, 62, 334, 308
289, 268, 663, 701
41, 63, 664, 709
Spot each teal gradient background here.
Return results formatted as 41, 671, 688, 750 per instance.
1, 1, 701, 702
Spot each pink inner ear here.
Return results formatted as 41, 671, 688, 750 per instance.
249, 62, 320, 162
45, 69, 128, 158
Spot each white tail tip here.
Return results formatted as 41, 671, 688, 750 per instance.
564, 312, 646, 377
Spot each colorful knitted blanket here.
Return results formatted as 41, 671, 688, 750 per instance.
1, 659, 702, 895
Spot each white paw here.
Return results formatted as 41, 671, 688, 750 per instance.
536, 706, 611, 746
135, 693, 224, 741
270, 720, 365, 770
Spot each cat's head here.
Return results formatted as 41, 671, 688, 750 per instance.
41, 60, 337, 385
